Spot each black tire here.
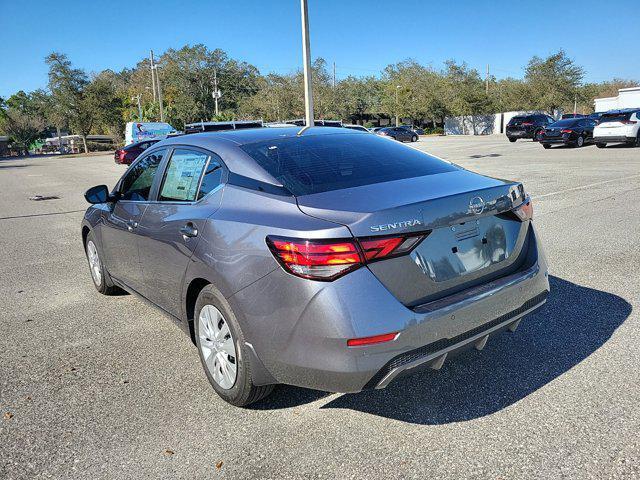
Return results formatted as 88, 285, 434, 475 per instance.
194, 284, 274, 407
542, 143, 551, 149
634, 132, 640, 147
84, 231, 120, 295
411, 135, 418, 142
533, 129, 542, 141
508, 137, 517, 143
596, 142, 607, 148
576, 135, 585, 148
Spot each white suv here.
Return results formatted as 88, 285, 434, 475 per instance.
593, 109, 640, 148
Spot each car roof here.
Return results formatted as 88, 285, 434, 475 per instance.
179, 126, 358, 145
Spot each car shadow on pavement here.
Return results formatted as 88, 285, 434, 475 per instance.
255, 276, 631, 423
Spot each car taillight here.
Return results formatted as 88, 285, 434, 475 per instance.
621, 120, 637, 125
561, 129, 573, 134
359, 235, 424, 261
266, 233, 426, 281
513, 197, 533, 221
118, 150, 126, 160
521, 122, 533, 126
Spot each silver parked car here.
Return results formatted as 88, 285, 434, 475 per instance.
82, 127, 549, 406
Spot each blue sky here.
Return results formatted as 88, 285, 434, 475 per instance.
1, 0, 638, 98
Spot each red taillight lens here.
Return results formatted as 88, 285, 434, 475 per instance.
359, 235, 424, 262
621, 120, 637, 125
267, 233, 426, 281
347, 332, 399, 347
118, 150, 126, 160
561, 129, 573, 134
267, 237, 362, 280
513, 197, 533, 221
521, 122, 533, 126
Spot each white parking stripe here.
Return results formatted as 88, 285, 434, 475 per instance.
532, 173, 640, 199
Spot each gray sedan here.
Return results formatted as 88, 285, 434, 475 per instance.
82, 127, 549, 406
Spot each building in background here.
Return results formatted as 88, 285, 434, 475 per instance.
594, 87, 640, 112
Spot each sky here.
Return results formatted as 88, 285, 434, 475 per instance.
1, 0, 639, 98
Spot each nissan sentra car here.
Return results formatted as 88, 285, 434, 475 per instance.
81, 127, 550, 406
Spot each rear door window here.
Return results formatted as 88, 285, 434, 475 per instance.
159, 149, 208, 202
240, 133, 457, 196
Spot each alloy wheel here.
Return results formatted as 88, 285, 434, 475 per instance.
86, 240, 102, 287
198, 305, 237, 389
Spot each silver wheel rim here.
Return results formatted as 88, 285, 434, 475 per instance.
198, 305, 237, 390
87, 240, 102, 286
578, 136, 584, 147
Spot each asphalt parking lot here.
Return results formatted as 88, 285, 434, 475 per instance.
1, 135, 639, 479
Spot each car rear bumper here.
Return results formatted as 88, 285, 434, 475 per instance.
593, 136, 634, 144
506, 131, 534, 139
541, 137, 571, 144
231, 223, 550, 393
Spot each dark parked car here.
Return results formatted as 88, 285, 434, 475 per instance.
506, 114, 555, 142
82, 127, 548, 406
402, 125, 425, 135
376, 126, 419, 142
538, 118, 597, 148
114, 140, 160, 165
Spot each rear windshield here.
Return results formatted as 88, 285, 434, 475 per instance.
550, 119, 579, 127
599, 112, 633, 123
508, 116, 532, 124
240, 133, 457, 196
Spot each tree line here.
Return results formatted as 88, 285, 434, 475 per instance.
0, 44, 636, 154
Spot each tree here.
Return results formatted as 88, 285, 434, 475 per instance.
525, 50, 584, 114
443, 61, 494, 134
2, 109, 46, 155
46, 52, 91, 152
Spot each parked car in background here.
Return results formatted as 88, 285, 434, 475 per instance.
344, 124, 370, 133
538, 118, 597, 148
593, 109, 640, 148
560, 113, 586, 119
82, 126, 548, 406
401, 125, 425, 135
370, 126, 387, 133
506, 114, 555, 142
376, 126, 418, 142
114, 139, 160, 165
588, 112, 605, 123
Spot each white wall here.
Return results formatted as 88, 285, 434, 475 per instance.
594, 87, 640, 111
445, 111, 545, 135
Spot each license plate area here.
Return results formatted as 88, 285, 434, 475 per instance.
413, 216, 521, 283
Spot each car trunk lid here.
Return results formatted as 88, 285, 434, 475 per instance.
296, 170, 531, 306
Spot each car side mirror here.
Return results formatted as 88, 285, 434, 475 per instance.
84, 185, 112, 204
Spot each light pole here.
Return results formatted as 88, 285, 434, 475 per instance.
395, 85, 401, 126
300, 0, 314, 128
212, 68, 221, 117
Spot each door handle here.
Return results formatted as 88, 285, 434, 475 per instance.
179, 222, 198, 238
127, 220, 138, 232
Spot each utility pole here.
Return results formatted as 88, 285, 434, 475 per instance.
300, 0, 314, 127
149, 50, 157, 103
395, 85, 401, 126
332, 61, 336, 88
212, 68, 220, 117
132, 94, 143, 121
486, 64, 489, 94
156, 64, 165, 122
574, 93, 578, 115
